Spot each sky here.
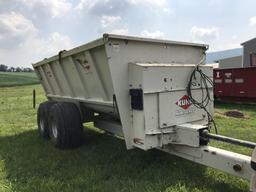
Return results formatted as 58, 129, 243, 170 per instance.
1, 0, 256, 67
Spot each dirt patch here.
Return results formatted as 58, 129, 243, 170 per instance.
224, 110, 245, 118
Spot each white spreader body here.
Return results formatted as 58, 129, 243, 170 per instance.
33, 34, 256, 190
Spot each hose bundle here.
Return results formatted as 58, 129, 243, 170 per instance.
186, 56, 218, 134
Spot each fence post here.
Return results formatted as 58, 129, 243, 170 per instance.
33, 89, 36, 109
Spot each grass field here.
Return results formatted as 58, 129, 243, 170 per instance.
0, 72, 39, 87
0, 84, 254, 191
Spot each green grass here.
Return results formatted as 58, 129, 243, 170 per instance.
0, 85, 254, 191
0, 72, 39, 87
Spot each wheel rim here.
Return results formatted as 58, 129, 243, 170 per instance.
52, 120, 58, 138
39, 119, 45, 133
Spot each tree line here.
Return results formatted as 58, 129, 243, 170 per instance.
0, 64, 34, 72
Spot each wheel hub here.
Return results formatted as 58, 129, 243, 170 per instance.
52, 121, 58, 138
39, 119, 45, 133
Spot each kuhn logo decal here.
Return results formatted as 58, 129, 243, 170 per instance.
176, 95, 192, 110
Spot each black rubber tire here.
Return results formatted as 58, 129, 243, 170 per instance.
49, 102, 83, 149
37, 101, 56, 139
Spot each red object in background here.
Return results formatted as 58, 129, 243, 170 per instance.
214, 67, 256, 102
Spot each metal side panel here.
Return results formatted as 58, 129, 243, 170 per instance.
141, 64, 213, 93
33, 45, 115, 114
35, 67, 51, 94
53, 60, 75, 97
43, 64, 60, 95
